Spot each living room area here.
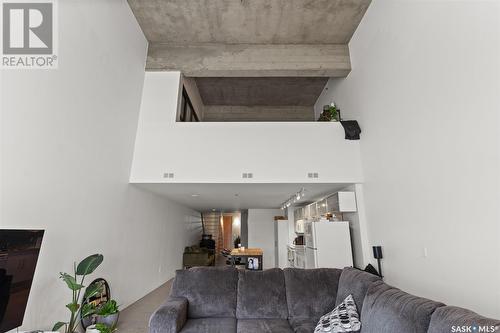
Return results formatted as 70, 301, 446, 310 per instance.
1, 0, 499, 333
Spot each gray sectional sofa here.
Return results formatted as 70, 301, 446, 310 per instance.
149, 266, 499, 333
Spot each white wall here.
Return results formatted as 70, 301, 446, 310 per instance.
0, 0, 201, 330
341, 184, 370, 269
316, 0, 500, 318
247, 209, 281, 269
130, 72, 363, 184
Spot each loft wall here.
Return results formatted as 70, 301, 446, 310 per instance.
315, 0, 500, 318
0, 0, 202, 330
131, 72, 362, 183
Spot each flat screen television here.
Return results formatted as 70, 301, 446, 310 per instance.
0, 230, 44, 333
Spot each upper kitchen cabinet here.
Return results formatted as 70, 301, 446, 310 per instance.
326, 192, 357, 213
317, 198, 328, 216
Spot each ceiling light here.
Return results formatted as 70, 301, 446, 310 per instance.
280, 188, 306, 210
191, 194, 200, 197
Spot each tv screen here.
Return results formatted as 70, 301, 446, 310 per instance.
0, 230, 44, 333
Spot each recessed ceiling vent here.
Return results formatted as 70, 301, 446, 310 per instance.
242, 172, 253, 179
307, 172, 319, 179
163, 172, 175, 179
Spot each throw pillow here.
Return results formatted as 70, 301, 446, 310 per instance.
314, 294, 361, 333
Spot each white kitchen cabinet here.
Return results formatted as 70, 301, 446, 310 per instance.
317, 199, 328, 216
308, 203, 318, 219
326, 192, 357, 213
294, 207, 304, 220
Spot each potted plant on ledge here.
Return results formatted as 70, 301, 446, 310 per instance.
96, 299, 120, 328
318, 102, 340, 122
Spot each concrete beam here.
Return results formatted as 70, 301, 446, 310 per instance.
146, 43, 351, 77
203, 105, 315, 122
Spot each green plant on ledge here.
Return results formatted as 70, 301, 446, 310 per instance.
318, 103, 339, 122
95, 323, 117, 333
52, 254, 104, 333
97, 299, 119, 316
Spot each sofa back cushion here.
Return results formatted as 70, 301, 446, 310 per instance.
335, 267, 381, 315
427, 306, 500, 333
283, 268, 342, 320
171, 266, 238, 318
236, 268, 288, 319
360, 281, 444, 333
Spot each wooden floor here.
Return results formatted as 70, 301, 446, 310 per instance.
118, 280, 172, 333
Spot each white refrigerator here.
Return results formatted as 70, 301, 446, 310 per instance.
304, 220, 353, 269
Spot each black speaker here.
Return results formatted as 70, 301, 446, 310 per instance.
340, 120, 361, 140
372, 246, 383, 278
372, 246, 383, 259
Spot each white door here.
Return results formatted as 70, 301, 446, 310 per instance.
305, 247, 317, 269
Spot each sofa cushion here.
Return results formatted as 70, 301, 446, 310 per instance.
284, 268, 342, 320
360, 281, 444, 333
180, 318, 236, 333
236, 268, 288, 319
289, 317, 317, 333
171, 266, 238, 318
427, 306, 500, 333
237, 319, 294, 333
335, 267, 381, 315
315, 295, 361, 332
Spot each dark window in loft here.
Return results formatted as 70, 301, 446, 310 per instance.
180, 87, 199, 122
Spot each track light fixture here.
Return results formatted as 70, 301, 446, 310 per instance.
280, 188, 306, 210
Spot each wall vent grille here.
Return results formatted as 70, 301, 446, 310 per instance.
163, 172, 175, 179
307, 172, 319, 179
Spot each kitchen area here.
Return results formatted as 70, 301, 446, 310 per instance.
280, 190, 359, 270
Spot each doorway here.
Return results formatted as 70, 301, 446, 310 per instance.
222, 216, 233, 249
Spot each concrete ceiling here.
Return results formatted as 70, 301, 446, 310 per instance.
128, 0, 371, 75
128, 0, 371, 44
196, 77, 328, 106
135, 183, 351, 211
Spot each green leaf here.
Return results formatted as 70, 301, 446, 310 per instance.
95, 323, 116, 333
96, 299, 119, 316
76, 254, 103, 275
60, 272, 84, 291
52, 322, 67, 331
66, 302, 79, 313
81, 302, 97, 318
84, 281, 104, 300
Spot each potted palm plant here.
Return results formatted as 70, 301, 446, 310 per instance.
52, 254, 104, 333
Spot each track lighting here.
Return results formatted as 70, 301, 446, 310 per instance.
280, 188, 306, 210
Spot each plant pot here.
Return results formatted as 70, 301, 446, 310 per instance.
85, 325, 100, 333
96, 312, 119, 328
82, 316, 94, 329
